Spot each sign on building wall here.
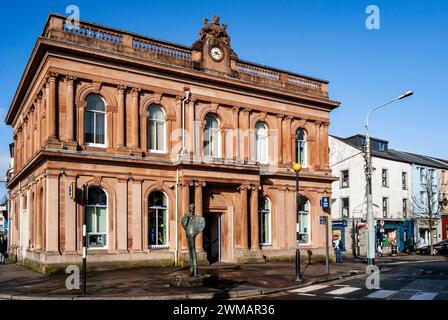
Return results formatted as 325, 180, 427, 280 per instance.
321, 197, 330, 209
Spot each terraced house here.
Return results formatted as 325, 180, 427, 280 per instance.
6, 14, 340, 273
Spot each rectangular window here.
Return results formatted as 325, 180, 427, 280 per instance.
341, 197, 350, 218
420, 168, 425, 184
402, 172, 408, 190
420, 191, 426, 204
403, 199, 408, 218
382, 197, 388, 218
429, 169, 436, 185
382, 169, 388, 187
340, 170, 349, 188
297, 201, 310, 244
86, 206, 107, 248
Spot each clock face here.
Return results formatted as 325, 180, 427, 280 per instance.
210, 46, 223, 61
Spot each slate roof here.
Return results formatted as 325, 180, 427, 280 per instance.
330, 135, 448, 170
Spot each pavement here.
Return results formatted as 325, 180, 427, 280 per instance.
243, 255, 448, 300
0, 253, 444, 300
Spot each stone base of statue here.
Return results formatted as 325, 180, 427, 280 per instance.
168, 273, 219, 288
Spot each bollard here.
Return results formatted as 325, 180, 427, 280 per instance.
295, 248, 301, 280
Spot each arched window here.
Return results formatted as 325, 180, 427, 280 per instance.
148, 191, 168, 248
295, 129, 307, 166
86, 187, 107, 248
85, 94, 106, 146
204, 114, 220, 157
259, 196, 271, 245
297, 197, 310, 245
147, 105, 165, 152
256, 122, 269, 164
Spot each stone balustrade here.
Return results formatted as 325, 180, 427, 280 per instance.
42, 14, 327, 96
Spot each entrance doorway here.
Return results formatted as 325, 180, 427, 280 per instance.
203, 213, 221, 264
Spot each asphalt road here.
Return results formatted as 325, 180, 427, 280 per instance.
241, 258, 448, 300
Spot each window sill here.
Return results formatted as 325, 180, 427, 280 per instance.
85, 143, 107, 149
148, 150, 166, 154
149, 245, 169, 250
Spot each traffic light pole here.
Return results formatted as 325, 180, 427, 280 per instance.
82, 184, 87, 296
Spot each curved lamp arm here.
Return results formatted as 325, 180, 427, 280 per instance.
365, 91, 413, 129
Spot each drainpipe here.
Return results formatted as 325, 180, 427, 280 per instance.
175, 88, 191, 266
180, 88, 191, 157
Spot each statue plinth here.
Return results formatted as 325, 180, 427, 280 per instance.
168, 273, 219, 288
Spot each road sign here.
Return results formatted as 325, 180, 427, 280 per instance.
320, 197, 330, 209
319, 216, 328, 225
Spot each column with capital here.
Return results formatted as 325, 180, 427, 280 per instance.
30, 107, 35, 157
36, 93, 43, 150
179, 181, 190, 252
46, 72, 59, 143
241, 108, 250, 162
321, 122, 330, 170
239, 184, 249, 249
232, 106, 240, 161
285, 116, 292, 165
194, 181, 206, 251
17, 127, 22, 170
314, 121, 322, 170
276, 114, 284, 164
66, 75, 77, 147
130, 88, 140, 149
116, 85, 127, 149
250, 184, 260, 250
23, 117, 28, 163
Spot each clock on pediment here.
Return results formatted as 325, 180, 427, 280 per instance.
192, 16, 238, 76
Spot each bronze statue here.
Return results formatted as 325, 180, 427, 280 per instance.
181, 203, 205, 277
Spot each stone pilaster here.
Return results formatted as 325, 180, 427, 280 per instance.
65, 75, 77, 149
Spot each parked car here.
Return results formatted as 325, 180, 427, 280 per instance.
417, 240, 448, 255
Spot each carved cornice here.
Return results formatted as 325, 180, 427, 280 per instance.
46, 72, 58, 83
65, 75, 77, 84
93, 81, 102, 93
117, 85, 127, 93
131, 87, 141, 96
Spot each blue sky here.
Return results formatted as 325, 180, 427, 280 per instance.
0, 0, 447, 197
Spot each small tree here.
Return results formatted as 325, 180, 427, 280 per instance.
412, 169, 446, 255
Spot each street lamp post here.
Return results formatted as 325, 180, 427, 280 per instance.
293, 163, 302, 281
365, 91, 413, 265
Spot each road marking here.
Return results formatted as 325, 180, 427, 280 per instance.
365, 290, 397, 299
384, 260, 445, 266
409, 292, 438, 300
290, 284, 329, 293
296, 293, 316, 297
326, 286, 361, 295
333, 284, 350, 287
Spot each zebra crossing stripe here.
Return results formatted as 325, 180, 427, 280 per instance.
327, 286, 361, 295
409, 292, 438, 300
366, 290, 397, 299
290, 284, 329, 293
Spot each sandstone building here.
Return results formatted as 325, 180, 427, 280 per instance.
6, 14, 340, 273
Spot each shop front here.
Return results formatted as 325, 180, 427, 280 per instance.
376, 219, 414, 254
